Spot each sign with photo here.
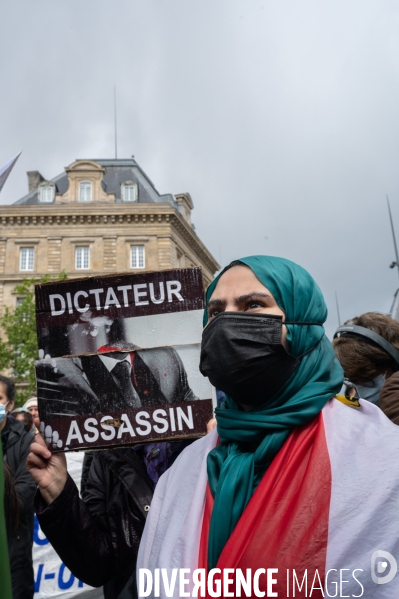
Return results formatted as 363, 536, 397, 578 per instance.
35, 268, 214, 452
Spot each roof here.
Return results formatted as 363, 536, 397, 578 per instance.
13, 157, 176, 206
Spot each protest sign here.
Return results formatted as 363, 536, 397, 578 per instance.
35, 268, 214, 452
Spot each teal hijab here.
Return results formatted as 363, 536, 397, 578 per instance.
205, 256, 344, 569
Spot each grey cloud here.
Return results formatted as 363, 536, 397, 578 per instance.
1, 0, 399, 339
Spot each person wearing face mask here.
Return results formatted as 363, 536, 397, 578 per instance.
0, 375, 36, 599
137, 256, 399, 598
332, 312, 399, 407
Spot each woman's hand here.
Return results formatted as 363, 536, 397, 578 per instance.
26, 418, 68, 505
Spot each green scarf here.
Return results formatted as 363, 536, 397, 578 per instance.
205, 255, 344, 569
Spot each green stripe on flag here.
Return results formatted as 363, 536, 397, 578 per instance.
0, 442, 13, 599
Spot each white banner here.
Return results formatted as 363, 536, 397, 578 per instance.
33, 453, 103, 599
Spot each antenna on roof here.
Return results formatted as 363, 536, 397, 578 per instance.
387, 194, 399, 280
114, 85, 118, 159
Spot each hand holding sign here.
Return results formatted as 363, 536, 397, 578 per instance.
26, 418, 67, 505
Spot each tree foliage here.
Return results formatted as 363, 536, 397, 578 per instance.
0, 273, 67, 406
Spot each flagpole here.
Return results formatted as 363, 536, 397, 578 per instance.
335, 291, 341, 327
114, 86, 118, 160
387, 195, 399, 280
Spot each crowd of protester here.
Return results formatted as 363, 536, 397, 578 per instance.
3, 256, 399, 598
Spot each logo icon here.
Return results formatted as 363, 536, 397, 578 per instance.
371, 550, 398, 584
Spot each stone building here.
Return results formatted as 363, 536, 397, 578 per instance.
0, 157, 219, 313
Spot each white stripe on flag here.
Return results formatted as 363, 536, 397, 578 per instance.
137, 428, 218, 599
323, 398, 399, 597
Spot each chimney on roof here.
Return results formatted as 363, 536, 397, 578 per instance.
175, 193, 194, 225
27, 171, 45, 193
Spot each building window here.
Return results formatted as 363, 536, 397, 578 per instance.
38, 183, 55, 203
79, 181, 92, 202
75, 246, 90, 269
20, 248, 34, 271
121, 181, 138, 202
130, 245, 145, 269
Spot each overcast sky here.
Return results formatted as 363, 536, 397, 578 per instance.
1, 0, 399, 338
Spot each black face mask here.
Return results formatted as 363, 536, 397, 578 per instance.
199, 312, 300, 407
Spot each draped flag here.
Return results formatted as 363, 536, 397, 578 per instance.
0, 152, 21, 194
0, 442, 13, 599
138, 398, 399, 598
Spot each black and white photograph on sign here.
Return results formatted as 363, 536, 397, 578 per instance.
36, 343, 212, 420
38, 309, 203, 358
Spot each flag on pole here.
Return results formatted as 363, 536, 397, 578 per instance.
0, 442, 13, 599
0, 152, 21, 194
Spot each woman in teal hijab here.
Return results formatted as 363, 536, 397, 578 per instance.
137, 254, 399, 599
200, 255, 344, 569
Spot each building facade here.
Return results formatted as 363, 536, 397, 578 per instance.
0, 158, 219, 314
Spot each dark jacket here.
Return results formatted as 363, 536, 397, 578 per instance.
2, 417, 36, 599
36, 347, 197, 418
35, 447, 154, 599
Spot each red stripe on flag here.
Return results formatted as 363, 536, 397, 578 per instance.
200, 413, 331, 598
199, 484, 214, 571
